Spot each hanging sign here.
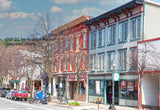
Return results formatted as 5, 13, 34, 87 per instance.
96, 81, 100, 95
112, 72, 120, 81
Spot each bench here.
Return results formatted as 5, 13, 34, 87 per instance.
142, 104, 159, 110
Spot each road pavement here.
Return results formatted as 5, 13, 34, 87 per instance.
0, 97, 73, 110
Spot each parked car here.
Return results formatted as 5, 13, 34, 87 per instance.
11, 90, 28, 101
6, 90, 14, 99
0, 87, 10, 97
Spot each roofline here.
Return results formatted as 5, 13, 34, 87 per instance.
145, 0, 160, 7
52, 15, 90, 34
84, 0, 144, 25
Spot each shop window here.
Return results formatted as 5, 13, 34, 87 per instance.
74, 81, 85, 95
120, 81, 138, 100
88, 80, 104, 96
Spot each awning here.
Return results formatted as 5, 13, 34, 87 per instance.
9, 80, 13, 83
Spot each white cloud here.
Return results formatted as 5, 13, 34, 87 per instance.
0, 0, 12, 11
54, 0, 79, 4
53, 0, 93, 4
9, 12, 35, 19
73, 7, 104, 17
0, 13, 8, 18
0, 24, 3, 27
50, 6, 63, 13
100, 0, 129, 6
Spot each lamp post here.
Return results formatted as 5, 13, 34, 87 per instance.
111, 60, 116, 110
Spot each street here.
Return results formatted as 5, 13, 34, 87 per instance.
0, 97, 73, 110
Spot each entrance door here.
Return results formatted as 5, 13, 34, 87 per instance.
106, 81, 119, 105
69, 81, 74, 99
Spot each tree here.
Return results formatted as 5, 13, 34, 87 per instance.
137, 41, 160, 109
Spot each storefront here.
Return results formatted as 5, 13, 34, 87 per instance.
68, 73, 87, 101
88, 74, 138, 107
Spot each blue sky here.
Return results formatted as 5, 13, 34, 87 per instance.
0, 0, 159, 39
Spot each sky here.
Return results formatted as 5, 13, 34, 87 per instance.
0, 0, 160, 39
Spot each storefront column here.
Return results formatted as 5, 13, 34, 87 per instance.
86, 76, 88, 102
53, 77, 57, 97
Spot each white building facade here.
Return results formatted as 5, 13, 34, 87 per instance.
84, 0, 160, 107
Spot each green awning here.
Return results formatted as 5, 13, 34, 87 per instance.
9, 80, 13, 83
15, 80, 18, 83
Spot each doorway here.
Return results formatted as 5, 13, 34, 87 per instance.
69, 81, 74, 99
106, 81, 119, 105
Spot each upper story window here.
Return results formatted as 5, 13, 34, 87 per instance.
89, 54, 96, 72
119, 21, 128, 43
76, 37, 80, 52
45, 46, 47, 56
97, 53, 105, 71
56, 42, 58, 54
83, 54, 87, 68
107, 25, 116, 45
60, 59, 63, 72
50, 44, 53, 53
98, 28, 105, 47
70, 58, 72, 71
118, 49, 127, 71
65, 58, 68, 71
130, 47, 137, 70
60, 43, 63, 54
66, 40, 69, 51
131, 16, 141, 40
83, 33, 87, 48
107, 51, 115, 71
70, 39, 74, 51
90, 31, 96, 50
55, 59, 57, 72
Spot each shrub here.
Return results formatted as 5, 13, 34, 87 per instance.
68, 102, 80, 106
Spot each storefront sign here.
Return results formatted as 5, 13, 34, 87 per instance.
96, 81, 100, 95
68, 73, 86, 81
112, 72, 120, 81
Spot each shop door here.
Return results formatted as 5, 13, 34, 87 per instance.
106, 81, 119, 105
69, 81, 74, 99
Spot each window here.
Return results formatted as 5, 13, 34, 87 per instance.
90, 31, 96, 49
119, 21, 128, 43
65, 40, 68, 51
70, 59, 72, 71
90, 55, 96, 72
74, 81, 86, 95
83, 55, 87, 68
83, 33, 87, 48
97, 53, 104, 71
76, 37, 79, 52
50, 44, 53, 54
131, 16, 141, 40
120, 80, 138, 99
70, 39, 74, 51
55, 59, 57, 72
45, 46, 47, 56
60, 59, 63, 72
65, 58, 68, 70
56, 43, 58, 54
89, 80, 104, 96
107, 25, 116, 45
118, 49, 127, 70
130, 47, 137, 70
98, 28, 105, 47
107, 51, 115, 71
60, 43, 63, 54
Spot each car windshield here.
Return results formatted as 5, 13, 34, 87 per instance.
19, 91, 27, 93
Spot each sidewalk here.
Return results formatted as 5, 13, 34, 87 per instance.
49, 97, 138, 110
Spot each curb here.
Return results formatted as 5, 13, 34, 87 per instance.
48, 102, 73, 108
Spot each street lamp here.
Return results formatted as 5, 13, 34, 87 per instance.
111, 60, 116, 110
